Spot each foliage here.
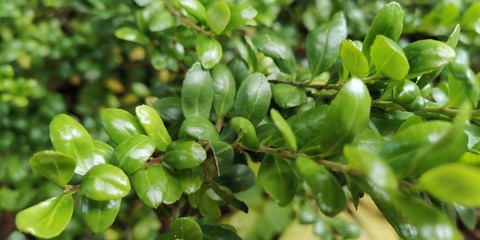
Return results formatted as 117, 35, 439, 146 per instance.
4, 0, 480, 239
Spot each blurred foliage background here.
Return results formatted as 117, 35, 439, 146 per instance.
1, 0, 480, 239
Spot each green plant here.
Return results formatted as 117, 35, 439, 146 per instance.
10, 0, 480, 239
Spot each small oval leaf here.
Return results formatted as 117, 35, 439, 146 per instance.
29, 151, 76, 187
179, 116, 221, 141
271, 109, 297, 152
101, 108, 145, 144
181, 63, 214, 119
170, 218, 203, 240
234, 73, 272, 126
196, 36, 222, 69
272, 84, 307, 109
258, 155, 297, 206
253, 34, 296, 75
164, 140, 207, 170
206, 1, 230, 35
229, 117, 260, 150
212, 64, 236, 118
80, 164, 131, 201
136, 104, 172, 151
370, 35, 409, 80
340, 40, 369, 78
404, 40, 455, 79
81, 197, 121, 233
110, 135, 156, 174
179, 0, 207, 23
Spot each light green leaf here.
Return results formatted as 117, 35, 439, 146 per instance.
80, 164, 131, 201
164, 140, 207, 170
229, 117, 259, 150
448, 63, 480, 108
81, 197, 121, 233
234, 73, 272, 126
132, 165, 182, 207
460, 2, 480, 30
136, 104, 171, 151
404, 40, 455, 79
110, 135, 155, 174
101, 108, 146, 144
272, 84, 307, 108
253, 34, 296, 76
50, 114, 94, 175
170, 218, 203, 240
179, 0, 207, 23
370, 35, 409, 80
206, 1, 230, 35
29, 151, 76, 187
258, 155, 297, 206
223, 3, 257, 33
93, 140, 113, 165
114, 27, 147, 44
306, 12, 347, 77
196, 36, 222, 69
179, 116, 221, 141
211, 64, 236, 118
271, 109, 297, 152
16, 194, 74, 239
181, 63, 214, 119
340, 40, 369, 78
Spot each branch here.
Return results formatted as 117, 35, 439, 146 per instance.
165, 2, 215, 37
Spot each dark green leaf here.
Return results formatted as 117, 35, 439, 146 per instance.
340, 40, 369, 78
234, 73, 272, 126
206, 1, 230, 35
229, 117, 259, 150
212, 182, 248, 213
179, 116, 221, 141
164, 140, 207, 170
209, 140, 234, 174
370, 35, 409, 80
211, 64, 236, 118
110, 135, 156, 174
288, 105, 327, 149
80, 164, 131, 201
272, 84, 307, 108
404, 40, 455, 79
253, 34, 296, 75
181, 63, 214, 119
152, 96, 184, 121
296, 156, 346, 216
50, 114, 94, 175
271, 109, 297, 152
199, 221, 242, 240
136, 104, 171, 151
170, 218, 203, 240
176, 167, 204, 194
306, 12, 347, 76
16, 194, 74, 238
196, 36, 222, 69
101, 108, 145, 144
299, 203, 318, 224
454, 203, 477, 230
29, 151, 76, 187
131, 165, 182, 207
81, 197, 121, 233
258, 155, 297, 206
216, 164, 255, 193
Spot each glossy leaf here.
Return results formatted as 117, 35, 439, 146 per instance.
50, 114, 94, 175
16, 194, 74, 238
132, 165, 182, 207
179, 116, 221, 141
164, 140, 207, 170
460, 2, 480, 30
404, 40, 455, 79
448, 63, 480, 108
110, 135, 155, 174
170, 218, 203, 240
340, 40, 369, 78
234, 73, 272, 126
114, 27, 147, 44
320, 78, 371, 155
206, 1, 230, 35
216, 164, 255, 193
229, 117, 259, 150
179, 0, 206, 23
370, 35, 409, 80
196, 36, 222, 69
288, 105, 327, 149
419, 163, 480, 207
29, 151, 76, 187
212, 182, 248, 213
271, 109, 297, 152
81, 197, 121, 233
136, 104, 171, 151
176, 167, 203, 194
209, 140, 234, 174
363, 2, 403, 61
272, 83, 307, 108
181, 63, 214, 119
80, 164, 131, 201
223, 3, 257, 33
258, 155, 297, 206
253, 34, 296, 75
306, 12, 347, 76
101, 108, 145, 144
211, 64, 236, 118
296, 157, 346, 216
93, 140, 113, 165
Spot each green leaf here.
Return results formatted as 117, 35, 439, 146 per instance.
351, 128, 386, 153
29, 151, 76, 187
212, 182, 248, 213
101, 108, 145, 144
460, 2, 480, 30
81, 197, 121, 233
179, 116, 221, 141
229, 117, 260, 150
306, 12, 347, 77
288, 105, 327, 149
234, 73, 272, 126
223, 3, 257, 33
216, 164, 255, 193
93, 140, 113, 165
131, 165, 183, 207
206, 1, 230, 35
209, 140, 234, 174
258, 155, 297, 206
175, 167, 204, 194
272, 84, 307, 108
199, 221, 242, 240
320, 78, 371, 156
196, 36, 222, 69
454, 203, 477, 230
198, 190, 221, 218
152, 96, 184, 121
136, 104, 171, 151
50, 114, 94, 175
404, 40, 455, 79
295, 156, 346, 216
419, 163, 480, 207
80, 164, 131, 201
110, 135, 155, 174
211, 64, 236, 118
16, 194, 74, 238
181, 63, 214, 119
370, 35, 409, 80
448, 63, 480, 108
114, 27, 147, 44
340, 40, 369, 78
253, 34, 296, 76
363, 2, 403, 61
178, 0, 206, 23
164, 140, 207, 170
170, 218, 203, 240
270, 109, 297, 152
